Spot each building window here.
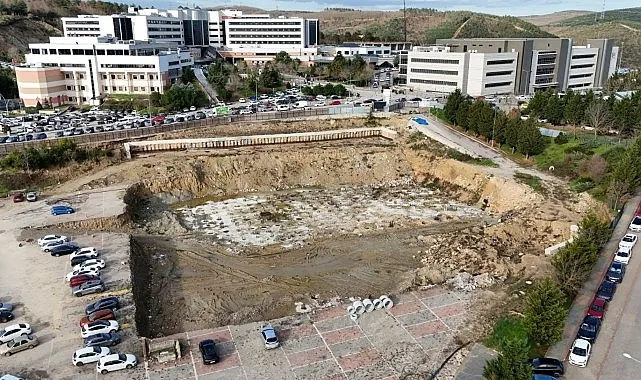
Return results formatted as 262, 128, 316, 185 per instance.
118, 86, 123, 91
132, 75, 137, 79
117, 75, 123, 80
82, 97, 87, 102
140, 75, 145, 79
65, 73, 71, 79
102, 74, 107, 79
66, 85, 72, 90
486, 70, 513, 77
80, 86, 86, 90
111, 75, 115, 79
78, 73, 84, 79
410, 58, 459, 65
409, 78, 458, 86
133, 87, 138, 91
410, 68, 458, 76
484, 81, 512, 88
150, 86, 155, 91
141, 87, 146, 92
103, 86, 108, 91
572, 54, 596, 60
569, 73, 593, 79
112, 86, 116, 91
487, 59, 514, 65
571, 63, 594, 69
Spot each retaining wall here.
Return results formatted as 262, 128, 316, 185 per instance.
124, 127, 397, 158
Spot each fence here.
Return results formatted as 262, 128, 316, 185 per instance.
0, 106, 374, 155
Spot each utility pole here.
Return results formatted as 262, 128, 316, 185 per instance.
403, 0, 407, 43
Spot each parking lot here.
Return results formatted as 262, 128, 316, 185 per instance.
0, 188, 140, 379
143, 287, 471, 380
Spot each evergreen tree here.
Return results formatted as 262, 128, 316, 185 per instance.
524, 279, 568, 346
483, 339, 532, 380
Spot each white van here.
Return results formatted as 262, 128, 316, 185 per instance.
277, 104, 290, 111
294, 101, 308, 109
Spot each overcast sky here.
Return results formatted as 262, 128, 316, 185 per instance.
144, 0, 634, 17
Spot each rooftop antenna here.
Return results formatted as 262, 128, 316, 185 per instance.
601, 0, 606, 20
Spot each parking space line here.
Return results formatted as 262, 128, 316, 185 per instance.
185, 330, 199, 380
412, 293, 451, 330
318, 323, 358, 335
286, 343, 330, 356
46, 339, 55, 369
353, 322, 399, 377
289, 357, 334, 370
144, 360, 150, 380
311, 317, 348, 378
227, 326, 249, 380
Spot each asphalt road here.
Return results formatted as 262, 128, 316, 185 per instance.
564, 195, 641, 378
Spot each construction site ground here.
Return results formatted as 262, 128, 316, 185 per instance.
0, 114, 597, 378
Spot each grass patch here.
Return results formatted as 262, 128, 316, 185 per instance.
171, 194, 238, 210
446, 149, 499, 167
514, 172, 544, 192
569, 177, 595, 193
484, 317, 529, 351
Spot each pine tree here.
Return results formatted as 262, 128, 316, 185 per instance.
524, 279, 568, 346
483, 339, 532, 380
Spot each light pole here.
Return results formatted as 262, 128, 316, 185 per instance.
623, 353, 641, 365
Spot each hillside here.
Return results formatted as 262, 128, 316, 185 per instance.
529, 7, 641, 69
521, 10, 592, 26
0, 0, 127, 59
279, 9, 555, 44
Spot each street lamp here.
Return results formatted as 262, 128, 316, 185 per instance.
623, 353, 641, 365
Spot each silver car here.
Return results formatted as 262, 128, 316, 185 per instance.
72, 280, 105, 297
0, 302, 12, 312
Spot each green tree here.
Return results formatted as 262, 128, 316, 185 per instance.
206, 60, 230, 88
564, 90, 584, 126
259, 63, 282, 89
545, 94, 564, 125
180, 66, 196, 84
505, 115, 521, 151
517, 119, 545, 158
0, 68, 18, 99
483, 339, 532, 380
578, 212, 611, 248
444, 89, 465, 124
526, 90, 550, 118
162, 83, 207, 110
524, 279, 568, 346
149, 91, 162, 107
553, 237, 600, 296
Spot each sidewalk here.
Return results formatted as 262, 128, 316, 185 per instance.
455, 343, 497, 380
547, 195, 641, 359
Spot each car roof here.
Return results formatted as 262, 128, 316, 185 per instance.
262, 326, 277, 338
532, 357, 561, 364
573, 338, 590, 348
592, 297, 606, 306
75, 346, 98, 354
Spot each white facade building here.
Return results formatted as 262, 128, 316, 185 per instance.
402, 46, 518, 97
16, 36, 193, 106
565, 46, 600, 91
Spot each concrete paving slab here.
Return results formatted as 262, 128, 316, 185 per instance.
395, 309, 438, 326
314, 314, 356, 332
288, 346, 332, 368
419, 292, 463, 308
344, 363, 396, 380
291, 358, 343, 379
148, 362, 195, 380
281, 334, 325, 354
336, 348, 380, 371
322, 325, 364, 345
328, 336, 374, 357
432, 301, 467, 319
198, 365, 247, 380
405, 320, 449, 339
415, 331, 453, 351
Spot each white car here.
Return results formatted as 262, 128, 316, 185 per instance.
96, 353, 138, 374
630, 216, 641, 232
65, 267, 100, 282
0, 323, 31, 344
614, 246, 633, 265
238, 98, 246, 103
37, 234, 68, 247
619, 233, 638, 250
568, 338, 591, 367
70, 247, 99, 261
80, 320, 119, 338
73, 346, 111, 366
72, 259, 106, 272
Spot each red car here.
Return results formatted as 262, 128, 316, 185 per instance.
12, 193, 25, 203
69, 274, 101, 288
329, 100, 341, 106
587, 297, 608, 319
152, 115, 165, 125
79, 309, 115, 327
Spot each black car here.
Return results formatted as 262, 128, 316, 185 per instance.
199, 339, 220, 364
0, 309, 14, 323
597, 280, 617, 301
85, 296, 120, 315
84, 332, 120, 347
71, 255, 94, 266
50, 243, 80, 257
577, 315, 601, 343
606, 262, 626, 283
528, 357, 565, 377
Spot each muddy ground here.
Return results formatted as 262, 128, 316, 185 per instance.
38, 115, 595, 340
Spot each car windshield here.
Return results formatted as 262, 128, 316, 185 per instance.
618, 251, 629, 257
572, 346, 587, 356
581, 323, 595, 332
633, 217, 641, 224
591, 304, 603, 312
118, 353, 127, 361
609, 268, 621, 274
624, 236, 634, 242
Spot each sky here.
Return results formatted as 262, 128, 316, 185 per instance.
140, 0, 636, 17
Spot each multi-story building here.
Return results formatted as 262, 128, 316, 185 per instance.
432, 38, 618, 95
15, 36, 193, 106
61, 7, 320, 64
399, 46, 518, 97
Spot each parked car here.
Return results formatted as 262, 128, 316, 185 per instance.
69, 274, 101, 288
260, 324, 280, 349
65, 267, 100, 282
0, 310, 14, 323
199, 339, 219, 364
329, 100, 341, 106
629, 215, 641, 232
85, 297, 120, 315
614, 246, 633, 265
73, 280, 106, 297
568, 338, 591, 367
597, 280, 617, 301
70, 247, 98, 260
606, 261, 626, 283
532, 374, 559, 380
619, 233, 638, 249
71, 255, 94, 267
12, 193, 24, 203
26, 192, 37, 202
587, 297, 608, 319
41, 240, 66, 252
0, 323, 31, 343
96, 353, 137, 374
0, 302, 13, 312
50, 243, 80, 257
0, 374, 23, 380
72, 346, 110, 366
51, 205, 75, 215
80, 309, 115, 327
528, 357, 564, 377
577, 315, 601, 343
0, 334, 38, 356
80, 320, 119, 338
38, 234, 69, 246
72, 259, 106, 272
84, 332, 120, 347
